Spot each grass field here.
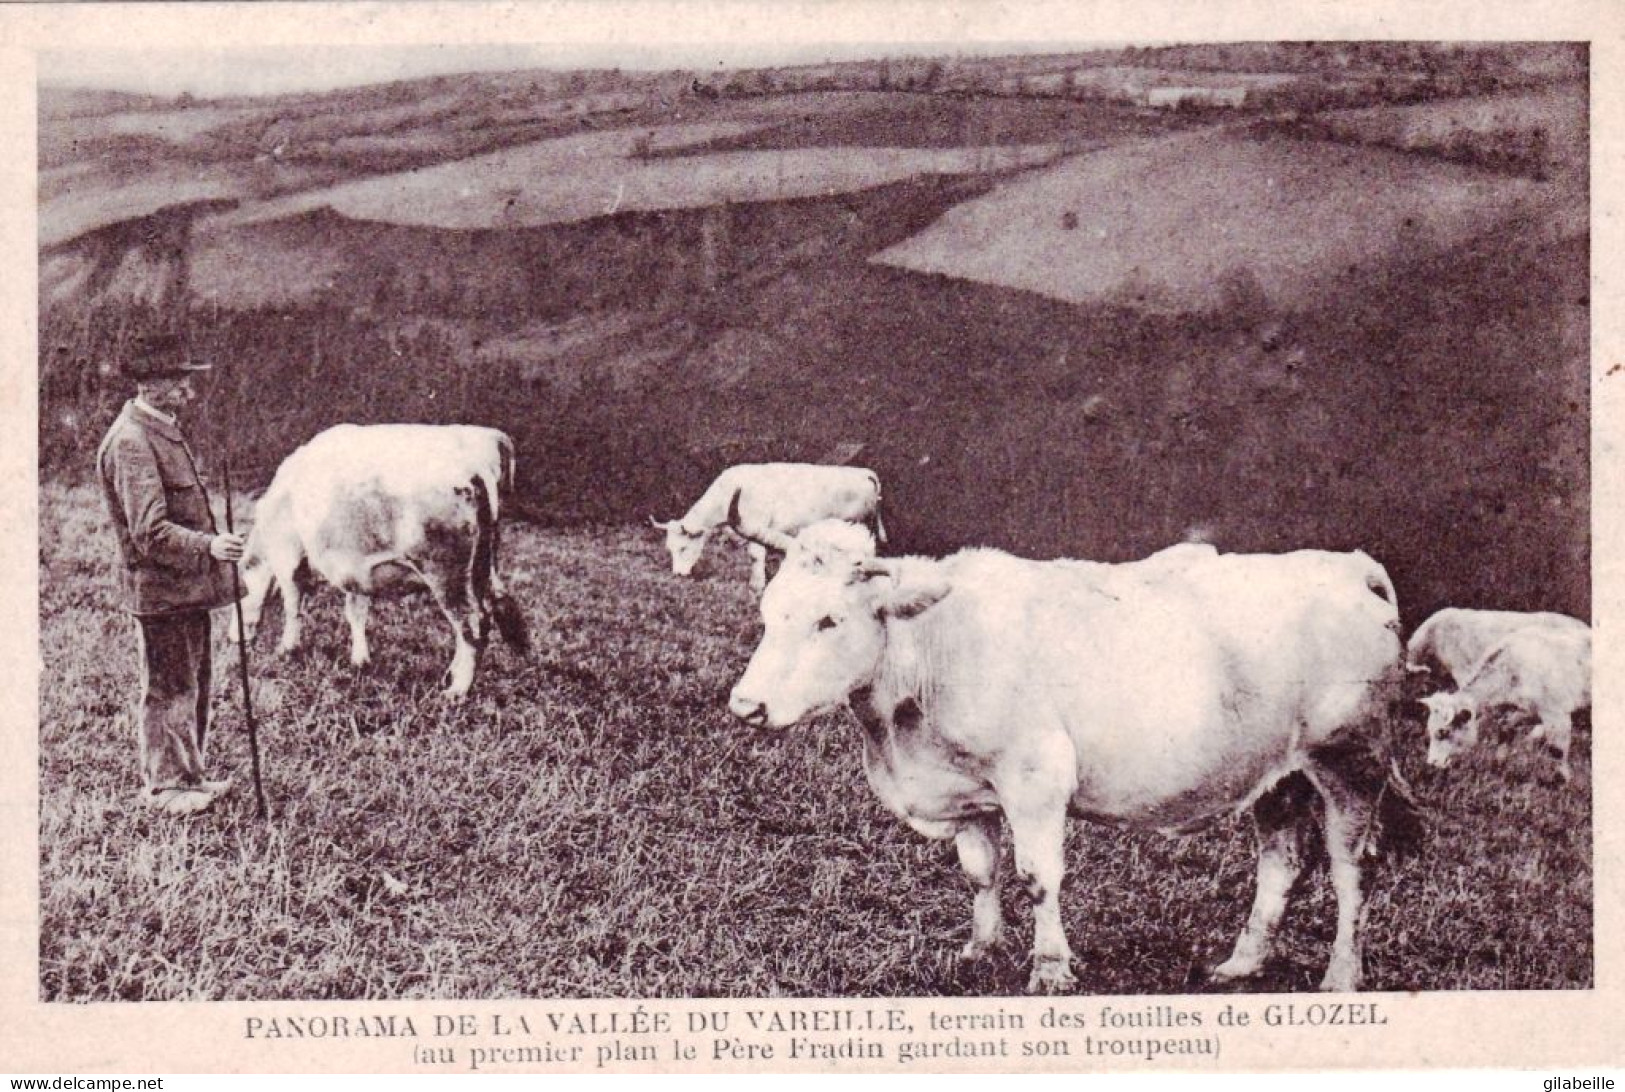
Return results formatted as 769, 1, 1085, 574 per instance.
649, 92, 1183, 155
39, 482, 1592, 1000
872, 127, 1548, 313
39, 167, 245, 250
219, 137, 1064, 231
1320, 89, 1587, 175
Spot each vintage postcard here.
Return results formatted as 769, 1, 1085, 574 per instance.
2, 0, 1621, 1076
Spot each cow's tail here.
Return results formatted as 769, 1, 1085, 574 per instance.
867, 472, 888, 547
497, 432, 517, 500
487, 432, 516, 585
470, 473, 530, 652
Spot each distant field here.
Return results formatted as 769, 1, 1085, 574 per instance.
76, 104, 265, 143
1319, 88, 1587, 175
39, 483, 1591, 999
39, 167, 243, 249
218, 136, 1064, 231
38, 104, 270, 167
873, 128, 1544, 313
38, 90, 946, 247
650, 93, 1181, 155
1015, 66, 1304, 97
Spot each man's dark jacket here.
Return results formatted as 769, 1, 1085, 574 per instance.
96, 400, 240, 616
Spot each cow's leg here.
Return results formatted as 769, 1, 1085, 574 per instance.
419, 565, 481, 698
416, 500, 488, 697
1536, 710, 1574, 783
437, 599, 480, 698
270, 550, 304, 655
955, 818, 1005, 960
1003, 792, 1075, 993
343, 593, 372, 667
747, 542, 768, 593
1303, 754, 1379, 993
1212, 772, 1316, 983
1009, 807, 1073, 992
434, 589, 480, 698
998, 735, 1079, 992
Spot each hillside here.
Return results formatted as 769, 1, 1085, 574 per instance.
39, 56, 1588, 630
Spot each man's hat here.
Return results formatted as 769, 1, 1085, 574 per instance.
123, 333, 213, 382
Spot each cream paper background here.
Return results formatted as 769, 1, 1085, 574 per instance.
2, 0, 1621, 1074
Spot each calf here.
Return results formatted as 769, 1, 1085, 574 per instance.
1406, 608, 1586, 687
1421, 624, 1591, 781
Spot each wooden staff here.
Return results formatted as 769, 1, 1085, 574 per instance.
222, 457, 268, 818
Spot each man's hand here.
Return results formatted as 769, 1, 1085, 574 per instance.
210, 532, 246, 562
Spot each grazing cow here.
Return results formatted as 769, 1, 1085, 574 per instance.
1421, 624, 1591, 781
231, 423, 528, 696
1406, 607, 1587, 687
727, 533, 1416, 993
651, 462, 885, 591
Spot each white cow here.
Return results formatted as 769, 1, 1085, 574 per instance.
652, 463, 885, 591
1406, 608, 1587, 686
1421, 624, 1592, 781
231, 423, 528, 696
791, 518, 878, 558
727, 533, 1416, 993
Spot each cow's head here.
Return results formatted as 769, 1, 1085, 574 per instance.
650, 516, 712, 577
728, 542, 949, 730
1420, 691, 1479, 768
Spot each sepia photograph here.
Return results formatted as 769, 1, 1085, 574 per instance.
4, 0, 1622, 1076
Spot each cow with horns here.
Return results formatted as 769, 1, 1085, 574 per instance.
230, 423, 528, 697
651, 463, 886, 592
726, 527, 1418, 993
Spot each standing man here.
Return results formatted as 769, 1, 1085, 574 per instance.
96, 333, 245, 815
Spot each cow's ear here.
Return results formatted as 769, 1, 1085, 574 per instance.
848, 557, 893, 584
875, 572, 951, 620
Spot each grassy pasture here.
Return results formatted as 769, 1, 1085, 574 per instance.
219, 135, 1065, 232
39, 168, 244, 250
873, 127, 1548, 313
39, 84, 754, 248
1321, 89, 1586, 165
39, 482, 1591, 1000
37, 104, 269, 168
650, 92, 1185, 155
